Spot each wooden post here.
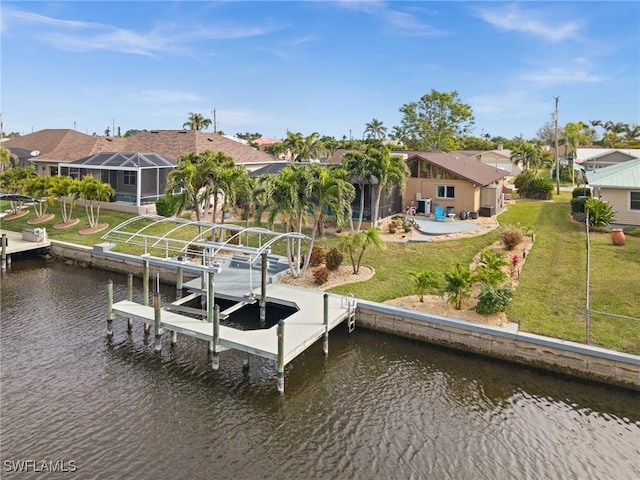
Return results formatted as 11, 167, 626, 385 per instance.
153, 291, 162, 352
277, 319, 285, 394
212, 304, 220, 370
176, 265, 184, 299
1, 233, 7, 271
260, 252, 267, 327
106, 280, 114, 337
207, 268, 215, 352
323, 293, 329, 356
127, 273, 133, 332
143, 258, 150, 334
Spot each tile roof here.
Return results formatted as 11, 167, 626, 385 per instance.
586, 158, 640, 189
2, 129, 277, 165
405, 151, 507, 186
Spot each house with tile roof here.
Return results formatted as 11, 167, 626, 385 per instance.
578, 148, 640, 171
453, 146, 521, 176
586, 158, 640, 226
2, 129, 278, 178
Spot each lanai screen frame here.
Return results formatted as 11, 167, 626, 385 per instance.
101, 214, 310, 273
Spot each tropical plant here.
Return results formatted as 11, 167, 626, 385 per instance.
364, 118, 387, 140
338, 227, 384, 274
23, 176, 55, 218
408, 269, 440, 302
50, 175, 81, 223
585, 198, 615, 228
0, 146, 18, 171
341, 150, 372, 232
0, 166, 37, 214
368, 145, 409, 225
183, 112, 212, 131
393, 89, 474, 151
475, 248, 508, 286
324, 247, 343, 271
443, 263, 475, 310
77, 175, 115, 228
475, 285, 514, 315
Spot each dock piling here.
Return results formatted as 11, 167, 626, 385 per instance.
171, 330, 178, 345
260, 252, 267, 327
207, 269, 215, 352
143, 257, 150, 334
127, 273, 134, 332
277, 320, 285, 394
323, 293, 329, 356
176, 266, 184, 299
1, 233, 7, 271
106, 280, 114, 337
212, 304, 220, 370
153, 291, 162, 352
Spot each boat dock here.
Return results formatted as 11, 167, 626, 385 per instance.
1, 228, 51, 270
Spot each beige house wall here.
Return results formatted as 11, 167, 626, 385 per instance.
598, 187, 640, 226
404, 178, 480, 213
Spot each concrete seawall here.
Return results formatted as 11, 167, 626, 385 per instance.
49, 240, 640, 391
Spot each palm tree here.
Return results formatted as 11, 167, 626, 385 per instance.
0, 146, 18, 172
23, 176, 55, 218
298, 132, 325, 162
183, 112, 212, 131
50, 175, 80, 224
281, 131, 304, 162
341, 150, 372, 232
364, 118, 387, 140
0, 166, 37, 214
78, 175, 115, 228
368, 146, 408, 225
338, 227, 384, 275
165, 151, 217, 221
623, 124, 640, 142
408, 269, 440, 302
443, 263, 475, 310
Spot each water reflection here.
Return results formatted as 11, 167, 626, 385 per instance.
1, 258, 638, 480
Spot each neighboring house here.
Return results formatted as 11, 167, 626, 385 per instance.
401, 151, 506, 217
579, 149, 640, 171
58, 152, 176, 208
2, 129, 278, 176
454, 146, 521, 176
586, 158, 640, 227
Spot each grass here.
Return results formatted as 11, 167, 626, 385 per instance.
2, 197, 639, 354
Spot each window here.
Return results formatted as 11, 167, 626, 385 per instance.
630, 191, 640, 211
123, 171, 136, 186
436, 185, 455, 199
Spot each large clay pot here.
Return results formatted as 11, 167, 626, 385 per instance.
611, 228, 626, 246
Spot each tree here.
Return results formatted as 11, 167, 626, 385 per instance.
461, 136, 494, 150
23, 176, 55, 218
0, 146, 18, 171
0, 166, 37, 214
338, 227, 384, 275
183, 112, 212, 131
443, 263, 475, 310
124, 129, 147, 137
393, 90, 474, 151
364, 118, 387, 140
50, 175, 81, 223
165, 151, 218, 221
78, 175, 114, 228
368, 146, 409, 225
341, 150, 372, 232
408, 269, 440, 302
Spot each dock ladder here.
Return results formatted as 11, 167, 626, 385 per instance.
342, 293, 357, 333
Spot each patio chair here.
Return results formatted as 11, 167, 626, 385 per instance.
434, 205, 447, 222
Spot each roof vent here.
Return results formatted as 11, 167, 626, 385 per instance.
178, 130, 187, 134
207, 138, 214, 142
151, 130, 159, 134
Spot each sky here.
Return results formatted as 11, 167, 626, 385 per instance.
1, 1, 639, 142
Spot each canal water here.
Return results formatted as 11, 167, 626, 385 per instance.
1, 258, 639, 480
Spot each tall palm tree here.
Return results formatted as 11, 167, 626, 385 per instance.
282, 131, 304, 162
183, 112, 212, 131
50, 175, 80, 223
298, 132, 325, 162
368, 146, 408, 225
364, 118, 387, 140
341, 150, 372, 232
165, 151, 217, 221
23, 176, 55, 218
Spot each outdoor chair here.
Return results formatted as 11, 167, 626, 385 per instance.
434, 205, 447, 222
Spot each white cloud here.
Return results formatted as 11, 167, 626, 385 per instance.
521, 67, 609, 86
469, 90, 548, 118
474, 4, 582, 42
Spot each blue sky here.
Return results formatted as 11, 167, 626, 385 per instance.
2, 1, 638, 141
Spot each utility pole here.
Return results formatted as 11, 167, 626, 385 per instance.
554, 96, 560, 195
211, 109, 217, 133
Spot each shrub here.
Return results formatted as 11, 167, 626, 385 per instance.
156, 193, 185, 217
501, 226, 525, 250
408, 269, 440, 302
475, 285, 514, 315
313, 267, 329, 285
570, 197, 588, 214
309, 246, 325, 267
514, 171, 554, 200
623, 226, 640, 237
572, 187, 592, 198
325, 247, 343, 271
585, 198, 615, 228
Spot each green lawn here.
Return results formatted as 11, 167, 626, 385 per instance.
2, 197, 639, 354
